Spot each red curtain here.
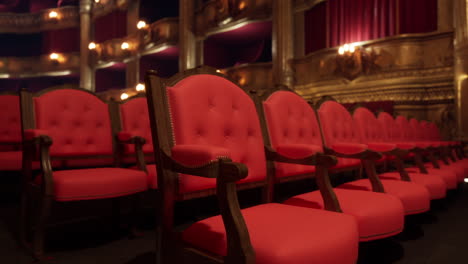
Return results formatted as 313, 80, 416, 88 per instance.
327, 0, 397, 47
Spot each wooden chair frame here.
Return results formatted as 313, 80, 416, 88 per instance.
145, 66, 338, 264
19, 87, 147, 260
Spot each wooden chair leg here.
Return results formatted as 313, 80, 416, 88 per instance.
129, 193, 144, 238
19, 191, 29, 248
32, 195, 52, 260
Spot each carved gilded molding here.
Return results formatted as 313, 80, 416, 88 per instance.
293, 32, 455, 104
0, 53, 80, 78
91, 17, 179, 67
0, 0, 132, 34
195, 0, 272, 37
294, 0, 327, 12
0, 6, 79, 33
91, 0, 131, 19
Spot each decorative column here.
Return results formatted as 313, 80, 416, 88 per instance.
294, 10, 305, 58
179, 0, 197, 71
79, 0, 94, 91
272, 0, 294, 88
454, 0, 468, 140
438, 0, 454, 32
126, 0, 140, 88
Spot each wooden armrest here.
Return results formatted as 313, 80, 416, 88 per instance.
265, 145, 337, 167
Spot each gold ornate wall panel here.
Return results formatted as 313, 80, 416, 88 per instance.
292, 31, 456, 138
222, 62, 273, 91
0, 53, 80, 78
294, 0, 327, 12
195, 0, 272, 37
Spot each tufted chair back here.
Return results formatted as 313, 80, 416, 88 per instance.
0, 94, 21, 147
317, 101, 361, 168
263, 91, 323, 178
120, 97, 153, 154
353, 107, 384, 143
377, 112, 397, 142
419, 121, 432, 141
409, 118, 424, 141
427, 122, 442, 141
167, 74, 267, 193
394, 116, 412, 142
32, 89, 114, 157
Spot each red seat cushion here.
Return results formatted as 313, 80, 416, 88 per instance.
36, 168, 148, 201
284, 189, 404, 241
406, 167, 458, 189
182, 203, 359, 264
338, 179, 430, 215
379, 172, 447, 200
0, 151, 22, 171
133, 164, 157, 189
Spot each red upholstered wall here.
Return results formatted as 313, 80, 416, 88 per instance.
94, 10, 127, 43
304, 1, 327, 54
399, 0, 438, 34
42, 28, 80, 53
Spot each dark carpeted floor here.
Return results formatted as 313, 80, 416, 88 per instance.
1, 172, 468, 264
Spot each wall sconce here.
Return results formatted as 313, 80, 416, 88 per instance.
121, 42, 130, 50
49, 53, 59, 60
239, 1, 246, 10
338, 43, 358, 55
137, 20, 147, 30
94, 0, 100, 3
88, 42, 97, 50
120, 92, 129, 100
135, 83, 145, 92
216, 69, 222, 73
48, 11, 59, 20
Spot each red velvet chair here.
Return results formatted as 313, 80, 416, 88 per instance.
259, 90, 404, 242
145, 68, 359, 264
424, 121, 468, 172
0, 92, 23, 171
411, 118, 468, 178
399, 115, 463, 184
378, 112, 459, 190
117, 95, 157, 189
19, 88, 149, 260
353, 107, 446, 200
317, 100, 430, 216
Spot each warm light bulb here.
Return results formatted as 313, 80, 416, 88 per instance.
49, 53, 59, 60
349, 44, 356, 53
216, 69, 222, 73
121, 42, 129, 50
137, 20, 147, 29
338, 47, 345, 55
88, 42, 96, 50
120, 93, 129, 100
136, 83, 145, 91
343, 44, 350, 52
49, 11, 58, 19
464, 178, 468, 183
94, 0, 100, 3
